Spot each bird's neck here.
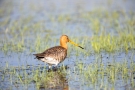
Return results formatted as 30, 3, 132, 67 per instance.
60, 42, 68, 49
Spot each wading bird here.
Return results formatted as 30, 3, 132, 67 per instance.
33, 35, 84, 69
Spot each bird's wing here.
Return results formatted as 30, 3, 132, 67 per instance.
43, 46, 67, 59
34, 46, 67, 60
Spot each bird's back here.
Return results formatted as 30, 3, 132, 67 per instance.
34, 46, 67, 64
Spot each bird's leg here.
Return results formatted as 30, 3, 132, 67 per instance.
62, 63, 65, 69
53, 64, 58, 71
48, 64, 52, 72
49, 64, 52, 69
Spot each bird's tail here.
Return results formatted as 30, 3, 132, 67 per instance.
33, 53, 44, 59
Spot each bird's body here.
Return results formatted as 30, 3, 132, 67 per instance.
34, 35, 84, 69
34, 46, 67, 67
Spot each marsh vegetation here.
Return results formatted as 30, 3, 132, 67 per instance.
0, 0, 135, 90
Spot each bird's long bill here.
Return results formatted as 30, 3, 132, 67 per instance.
69, 40, 84, 49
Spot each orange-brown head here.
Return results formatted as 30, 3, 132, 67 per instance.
60, 35, 84, 49
60, 35, 69, 49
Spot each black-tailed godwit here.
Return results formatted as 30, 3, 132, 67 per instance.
33, 35, 84, 69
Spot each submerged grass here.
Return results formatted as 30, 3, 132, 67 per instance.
0, 9, 134, 55
0, 65, 68, 90
91, 33, 135, 53
76, 59, 135, 89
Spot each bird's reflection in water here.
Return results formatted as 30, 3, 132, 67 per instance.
39, 68, 68, 90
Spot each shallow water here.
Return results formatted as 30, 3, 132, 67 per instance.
0, 0, 135, 90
